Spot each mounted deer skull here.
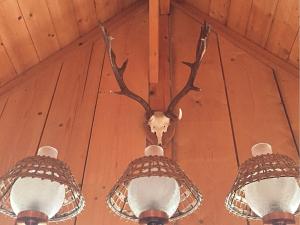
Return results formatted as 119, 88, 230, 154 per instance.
100, 22, 210, 147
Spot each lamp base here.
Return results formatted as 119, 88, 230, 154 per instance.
16, 210, 48, 225
139, 210, 169, 225
263, 212, 295, 225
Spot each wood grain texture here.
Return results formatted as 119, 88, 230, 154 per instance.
18, 0, 60, 60
149, 0, 159, 83
289, 31, 299, 67
266, 0, 299, 59
182, 0, 211, 14
227, 0, 252, 35
72, 0, 97, 34
172, 0, 299, 76
160, 0, 170, 14
246, 0, 278, 46
0, 0, 38, 73
209, 0, 230, 24
219, 36, 299, 162
171, 8, 245, 225
0, 60, 61, 225
46, 0, 80, 46
0, 38, 16, 85
75, 7, 148, 225
275, 68, 299, 148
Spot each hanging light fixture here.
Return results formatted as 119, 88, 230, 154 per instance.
225, 143, 300, 225
107, 145, 202, 224
0, 146, 84, 225
100, 19, 210, 224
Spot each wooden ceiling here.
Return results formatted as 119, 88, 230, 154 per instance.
0, 1, 298, 225
182, 0, 299, 66
0, 0, 138, 85
0, 0, 299, 90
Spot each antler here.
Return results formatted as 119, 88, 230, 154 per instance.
100, 25, 153, 118
165, 22, 210, 118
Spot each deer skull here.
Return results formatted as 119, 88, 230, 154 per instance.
148, 112, 170, 145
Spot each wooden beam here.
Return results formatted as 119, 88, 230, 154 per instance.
171, 0, 299, 77
149, 0, 159, 83
160, 0, 170, 14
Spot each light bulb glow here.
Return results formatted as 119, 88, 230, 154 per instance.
244, 143, 300, 217
244, 177, 300, 217
127, 176, 180, 218
10, 146, 66, 218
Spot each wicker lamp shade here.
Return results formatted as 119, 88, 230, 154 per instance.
107, 155, 202, 222
225, 153, 300, 220
0, 155, 84, 222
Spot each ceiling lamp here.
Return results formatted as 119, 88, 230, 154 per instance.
107, 145, 202, 224
0, 146, 84, 225
225, 143, 300, 225
100, 21, 209, 225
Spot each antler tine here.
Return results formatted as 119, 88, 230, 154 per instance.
166, 22, 210, 118
100, 25, 153, 118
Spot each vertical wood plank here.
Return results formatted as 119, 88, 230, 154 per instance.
0, 60, 62, 225
289, 31, 299, 67
0, 0, 39, 73
227, 0, 252, 35
172, 8, 245, 225
246, 0, 278, 46
46, 0, 80, 47
0, 38, 16, 86
75, 7, 148, 225
17, 0, 60, 57
18, 0, 60, 60
209, 0, 230, 24
183, 0, 211, 14
275, 69, 299, 148
160, 0, 170, 14
72, 0, 97, 34
149, 0, 159, 83
218, 36, 299, 162
265, 0, 299, 59
39, 40, 105, 225
149, 15, 171, 111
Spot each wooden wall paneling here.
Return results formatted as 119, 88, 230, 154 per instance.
246, 0, 278, 46
265, 0, 299, 60
75, 7, 148, 225
171, 1, 299, 76
218, 36, 300, 225
149, 0, 159, 83
160, 0, 170, 14
38, 40, 105, 225
289, 31, 299, 67
226, 0, 252, 35
46, 0, 80, 47
218, 36, 299, 162
95, 0, 138, 23
171, 8, 244, 225
183, 0, 211, 14
72, 0, 97, 34
274, 69, 299, 148
0, 0, 39, 73
209, 0, 230, 24
18, 0, 60, 60
0, 61, 62, 225
0, 37, 16, 86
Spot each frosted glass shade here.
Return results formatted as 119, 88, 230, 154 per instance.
127, 176, 180, 218
244, 143, 300, 217
244, 177, 300, 217
10, 146, 65, 218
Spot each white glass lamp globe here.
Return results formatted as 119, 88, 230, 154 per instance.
10, 146, 66, 219
127, 145, 180, 218
244, 143, 300, 217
